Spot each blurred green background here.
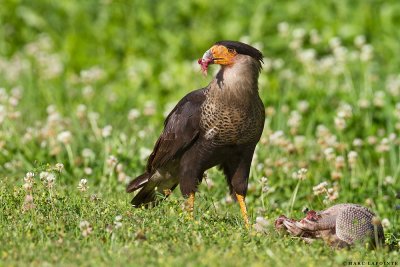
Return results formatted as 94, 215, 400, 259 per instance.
1, 0, 400, 121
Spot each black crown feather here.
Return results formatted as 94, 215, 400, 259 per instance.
215, 40, 263, 64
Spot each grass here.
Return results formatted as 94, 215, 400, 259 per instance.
0, 0, 399, 266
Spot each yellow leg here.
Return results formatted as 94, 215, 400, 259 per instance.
236, 193, 250, 229
184, 192, 195, 218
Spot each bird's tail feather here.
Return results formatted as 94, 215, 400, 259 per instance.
130, 182, 159, 207
126, 173, 150, 193
127, 172, 178, 207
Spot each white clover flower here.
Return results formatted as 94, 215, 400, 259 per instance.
381, 218, 390, 229
22, 194, 35, 212
83, 86, 94, 99
114, 215, 123, 229
319, 56, 335, 73
326, 187, 339, 201
287, 110, 302, 129
293, 135, 306, 150
143, 101, 156, 116
23, 183, 33, 191
347, 151, 358, 168
323, 147, 335, 161
297, 100, 309, 113
0, 105, 6, 124
82, 148, 95, 159
272, 58, 284, 70
117, 172, 127, 183
84, 167, 93, 175
40, 171, 49, 181
310, 29, 321, 44
367, 136, 377, 145
106, 224, 113, 233
352, 138, 363, 147
329, 37, 341, 49
386, 75, 400, 97
335, 156, 345, 169
358, 98, 370, 109
46, 105, 57, 115
23, 173, 35, 191
277, 22, 289, 37
333, 46, 348, 62
313, 181, 328, 195
9, 96, 19, 106
260, 176, 268, 185
24, 172, 35, 183
376, 138, 390, 153
256, 216, 269, 227
45, 173, 56, 189
253, 216, 269, 233
101, 125, 112, 138
331, 171, 343, 180
373, 91, 385, 108
334, 117, 346, 131
137, 130, 146, 139
55, 163, 64, 172
297, 48, 316, 65
116, 163, 124, 173
269, 131, 285, 146
316, 124, 329, 137
338, 103, 353, 118
76, 104, 87, 119
253, 216, 270, 233
221, 194, 233, 204
292, 168, 308, 180
78, 178, 89, 192
57, 131, 72, 144
360, 44, 373, 62
106, 155, 118, 168
292, 28, 306, 40
280, 69, 294, 81
80, 66, 105, 83
262, 185, 270, 193
47, 112, 62, 125
289, 39, 302, 51
383, 176, 394, 185
79, 220, 93, 237
354, 35, 366, 48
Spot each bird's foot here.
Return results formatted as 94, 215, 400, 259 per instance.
184, 192, 195, 219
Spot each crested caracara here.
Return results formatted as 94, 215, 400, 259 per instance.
126, 41, 265, 227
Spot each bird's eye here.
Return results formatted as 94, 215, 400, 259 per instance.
228, 48, 235, 53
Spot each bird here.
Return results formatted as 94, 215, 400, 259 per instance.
275, 204, 385, 248
126, 41, 265, 227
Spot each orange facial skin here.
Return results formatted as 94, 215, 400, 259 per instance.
210, 45, 237, 65
198, 45, 238, 75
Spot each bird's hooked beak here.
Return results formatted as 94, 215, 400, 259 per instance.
198, 49, 214, 75
198, 45, 237, 75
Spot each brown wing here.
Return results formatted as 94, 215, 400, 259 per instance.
146, 88, 206, 172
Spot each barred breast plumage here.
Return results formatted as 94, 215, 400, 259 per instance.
200, 87, 265, 145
